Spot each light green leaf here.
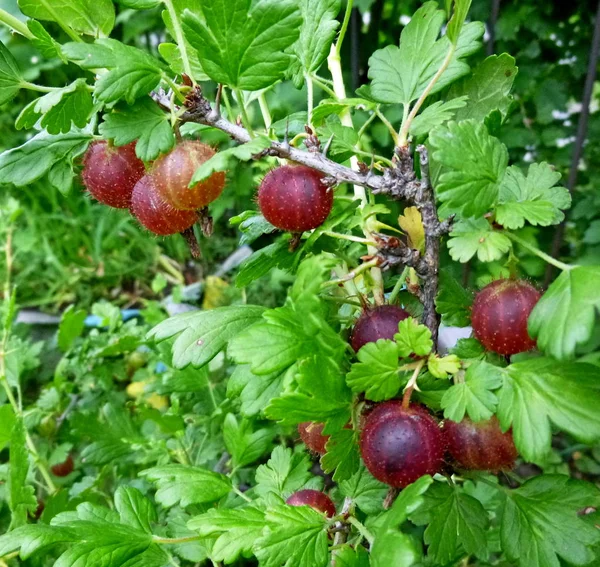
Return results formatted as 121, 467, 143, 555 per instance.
8, 419, 37, 528
339, 464, 388, 515
223, 413, 273, 469
436, 270, 473, 326
446, 0, 472, 45
497, 358, 600, 462
114, 486, 156, 534
447, 217, 512, 263
148, 305, 265, 369
528, 266, 600, 360
255, 446, 314, 500
181, 0, 302, 90
500, 475, 600, 567
227, 364, 288, 417
346, 340, 406, 401
410, 97, 468, 137
441, 361, 503, 422
0, 40, 23, 105
430, 120, 508, 217
235, 240, 297, 288
99, 99, 175, 162
321, 427, 361, 482
428, 353, 460, 378
0, 405, 16, 451
394, 317, 433, 358
58, 305, 87, 352
140, 465, 232, 507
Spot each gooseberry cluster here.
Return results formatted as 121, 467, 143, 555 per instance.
81, 140, 225, 254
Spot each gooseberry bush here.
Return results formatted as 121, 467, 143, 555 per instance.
0, 1, 599, 566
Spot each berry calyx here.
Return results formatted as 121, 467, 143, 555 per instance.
350, 304, 410, 352
131, 175, 198, 236
51, 454, 74, 477
286, 489, 336, 517
298, 422, 329, 455
360, 401, 444, 488
152, 141, 225, 210
257, 165, 333, 232
443, 416, 518, 471
82, 141, 145, 208
471, 279, 541, 356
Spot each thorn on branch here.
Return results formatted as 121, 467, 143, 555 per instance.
372, 233, 428, 275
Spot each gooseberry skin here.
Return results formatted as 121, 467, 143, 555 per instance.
51, 454, 74, 477
298, 422, 329, 455
82, 141, 145, 209
131, 175, 198, 235
471, 279, 541, 356
152, 141, 226, 210
286, 489, 336, 517
350, 305, 410, 352
443, 416, 518, 472
257, 165, 333, 232
360, 401, 445, 488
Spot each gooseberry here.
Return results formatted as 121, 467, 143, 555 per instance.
350, 304, 410, 352
51, 454, 74, 477
286, 489, 336, 517
298, 422, 329, 455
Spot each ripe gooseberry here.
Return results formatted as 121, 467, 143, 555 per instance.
257, 165, 333, 232
443, 416, 518, 472
298, 422, 329, 455
82, 141, 145, 208
286, 489, 336, 517
51, 454, 74, 477
360, 401, 444, 488
350, 304, 410, 352
471, 279, 541, 356
131, 175, 198, 236
152, 141, 225, 210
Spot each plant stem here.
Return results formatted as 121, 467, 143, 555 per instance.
507, 232, 573, 272
163, 0, 194, 82
258, 93, 272, 130
221, 87, 233, 120
306, 74, 314, 127
153, 535, 201, 545
336, 0, 354, 56
375, 107, 400, 146
162, 74, 186, 104
347, 516, 374, 545
398, 46, 456, 146
310, 75, 337, 98
20, 81, 59, 93
388, 266, 409, 303
235, 89, 254, 138
353, 148, 393, 167
323, 231, 375, 245
232, 486, 252, 503
0, 9, 34, 39
322, 258, 380, 287
402, 359, 425, 409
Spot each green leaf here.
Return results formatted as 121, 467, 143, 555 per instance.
497, 358, 600, 462
28, 20, 66, 61
427, 353, 460, 378
140, 465, 232, 507
63, 39, 163, 104
528, 266, 600, 360
255, 504, 329, 567
446, 0, 472, 45
448, 217, 512, 263
0, 40, 23, 105
500, 475, 600, 567
114, 486, 156, 534
430, 120, 508, 217
450, 337, 485, 359
0, 405, 16, 451
412, 481, 489, 563
293, 0, 341, 78
188, 505, 267, 564
0, 131, 91, 187
339, 464, 388, 515
334, 546, 371, 567
148, 305, 265, 369
321, 427, 361, 482
0, 524, 77, 559
441, 361, 503, 422
436, 270, 473, 326
227, 364, 288, 417
394, 317, 433, 357
223, 414, 273, 469
346, 340, 406, 401
58, 305, 87, 352
311, 98, 375, 127
181, 0, 302, 91
99, 99, 175, 162
255, 446, 314, 500
495, 162, 570, 229
449, 54, 518, 122
190, 135, 272, 184
8, 419, 37, 528
367, 2, 483, 105
316, 115, 359, 162
235, 240, 297, 288
410, 97, 468, 137
18, 0, 115, 37
229, 211, 276, 246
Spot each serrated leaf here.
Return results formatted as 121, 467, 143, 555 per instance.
428, 353, 460, 378
346, 340, 406, 401
0, 40, 23, 105
115, 487, 156, 534
148, 305, 265, 369
449, 53, 517, 122
339, 464, 388, 515
446, 0, 472, 44
395, 317, 433, 357
8, 419, 37, 528
495, 162, 570, 229
497, 358, 600, 462
255, 446, 314, 499
410, 97, 468, 138
99, 99, 175, 162
58, 305, 87, 352
441, 361, 503, 422
430, 120, 508, 217
398, 206, 425, 252
448, 217, 511, 263
229, 211, 276, 246
141, 465, 232, 507
190, 136, 272, 184
500, 475, 600, 567
528, 266, 600, 360
235, 240, 297, 288
436, 270, 473, 326
223, 414, 273, 469
182, 0, 302, 91
227, 364, 288, 417
367, 2, 483, 105
0, 405, 16, 451
321, 427, 361, 482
